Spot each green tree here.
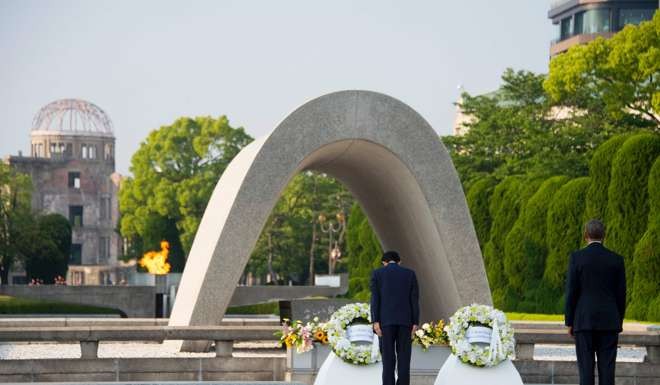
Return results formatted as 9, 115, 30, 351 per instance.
628, 157, 660, 321
444, 70, 552, 186
120, 116, 253, 269
465, 177, 498, 249
483, 176, 541, 309
605, 133, 660, 297
246, 172, 353, 284
345, 203, 382, 300
544, 177, 591, 301
583, 134, 631, 223
545, 12, 660, 129
0, 163, 33, 285
23, 214, 71, 283
444, 69, 595, 188
504, 176, 569, 299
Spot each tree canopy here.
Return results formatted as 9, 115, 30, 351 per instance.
119, 116, 253, 269
545, 12, 660, 129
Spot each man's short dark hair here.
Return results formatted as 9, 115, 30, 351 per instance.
584, 219, 605, 240
382, 251, 401, 263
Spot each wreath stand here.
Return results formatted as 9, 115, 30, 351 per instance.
313, 351, 383, 385
433, 353, 523, 385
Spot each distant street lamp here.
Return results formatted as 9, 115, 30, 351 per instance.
319, 212, 345, 275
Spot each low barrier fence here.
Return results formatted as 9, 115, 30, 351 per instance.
0, 325, 657, 384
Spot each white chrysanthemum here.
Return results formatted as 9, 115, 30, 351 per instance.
444, 304, 515, 367
326, 303, 380, 366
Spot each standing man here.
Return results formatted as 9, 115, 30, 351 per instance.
370, 251, 420, 385
565, 219, 626, 385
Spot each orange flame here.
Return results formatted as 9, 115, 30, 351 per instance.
139, 240, 171, 275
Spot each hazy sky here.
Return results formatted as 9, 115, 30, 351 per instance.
1, 0, 554, 175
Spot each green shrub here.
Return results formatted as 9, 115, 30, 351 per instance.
606, 133, 660, 298
583, 134, 630, 222
466, 177, 498, 249
628, 157, 660, 321
544, 177, 591, 292
484, 176, 542, 309
0, 295, 123, 315
504, 176, 569, 297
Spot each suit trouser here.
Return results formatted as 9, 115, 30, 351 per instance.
380, 325, 412, 385
574, 330, 619, 385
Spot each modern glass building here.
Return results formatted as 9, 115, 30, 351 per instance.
549, 0, 658, 56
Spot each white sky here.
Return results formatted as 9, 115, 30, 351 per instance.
0, 0, 554, 175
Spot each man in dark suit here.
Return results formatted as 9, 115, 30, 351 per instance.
565, 219, 626, 385
370, 251, 420, 385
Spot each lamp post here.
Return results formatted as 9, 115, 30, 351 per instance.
318, 212, 345, 275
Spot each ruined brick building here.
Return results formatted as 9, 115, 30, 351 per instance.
6, 99, 124, 285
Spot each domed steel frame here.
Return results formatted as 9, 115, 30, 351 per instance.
32, 99, 114, 136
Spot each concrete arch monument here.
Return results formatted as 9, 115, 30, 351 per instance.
169, 91, 491, 342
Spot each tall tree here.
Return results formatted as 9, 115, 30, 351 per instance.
504, 176, 569, 298
605, 133, 660, 300
23, 214, 72, 283
0, 163, 33, 285
544, 177, 591, 295
629, 157, 660, 321
119, 116, 253, 268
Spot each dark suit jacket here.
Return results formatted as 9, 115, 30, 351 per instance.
564, 242, 626, 333
370, 263, 420, 327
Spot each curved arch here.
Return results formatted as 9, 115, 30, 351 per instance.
169, 91, 491, 344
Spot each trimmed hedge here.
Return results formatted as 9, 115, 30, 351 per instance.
544, 177, 591, 296
628, 156, 660, 321
484, 176, 542, 309
583, 134, 630, 223
504, 176, 569, 298
466, 177, 498, 249
605, 133, 660, 300
346, 203, 382, 300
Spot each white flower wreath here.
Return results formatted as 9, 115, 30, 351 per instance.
444, 304, 515, 367
326, 303, 381, 365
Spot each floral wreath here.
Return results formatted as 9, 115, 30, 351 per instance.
326, 303, 381, 365
444, 304, 515, 367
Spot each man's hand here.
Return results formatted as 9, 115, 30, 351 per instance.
568, 326, 574, 337
373, 322, 382, 337
411, 324, 418, 338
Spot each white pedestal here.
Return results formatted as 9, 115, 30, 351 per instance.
434, 354, 523, 385
313, 351, 382, 385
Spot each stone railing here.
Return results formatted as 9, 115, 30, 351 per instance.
514, 329, 660, 363
0, 325, 280, 359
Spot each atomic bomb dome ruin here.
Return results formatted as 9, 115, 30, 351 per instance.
6, 99, 124, 285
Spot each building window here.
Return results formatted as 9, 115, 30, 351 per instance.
99, 236, 110, 261
104, 143, 113, 160
69, 206, 83, 227
560, 17, 572, 40
100, 196, 111, 220
68, 172, 81, 189
81, 144, 88, 159
70, 244, 82, 265
89, 145, 96, 159
64, 143, 73, 157
576, 9, 611, 35
619, 9, 654, 27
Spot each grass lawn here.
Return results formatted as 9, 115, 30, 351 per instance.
0, 295, 124, 316
506, 312, 657, 325
506, 312, 565, 322
226, 301, 280, 315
